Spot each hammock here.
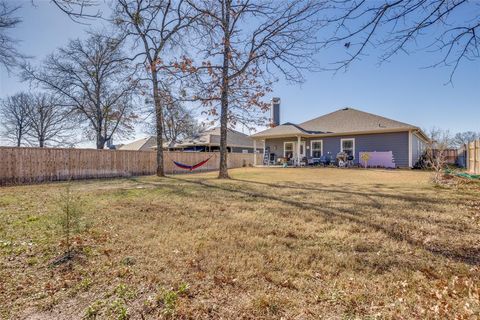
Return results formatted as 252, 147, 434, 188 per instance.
172, 157, 212, 171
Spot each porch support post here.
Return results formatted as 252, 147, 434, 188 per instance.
263, 139, 267, 166
297, 136, 301, 166
253, 139, 257, 166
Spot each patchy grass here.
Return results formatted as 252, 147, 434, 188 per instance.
0, 168, 479, 319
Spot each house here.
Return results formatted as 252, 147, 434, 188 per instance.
167, 127, 258, 153
251, 106, 429, 168
118, 136, 157, 151
120, 127, 259, 153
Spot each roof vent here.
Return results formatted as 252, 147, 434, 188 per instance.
342, 107, 350, 110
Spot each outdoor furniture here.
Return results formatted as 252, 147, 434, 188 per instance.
268, 153, 277, 165
300, 157, 307, 167
319, 155, 330, 166
346, 155, 355, 167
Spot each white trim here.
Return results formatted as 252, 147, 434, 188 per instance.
310, 140, 323, 157
253, 140, 257, 165
283, 141, 294, 158
297, 136, 301, 165
413, 130, 429, 144
408, 130, 413, 168
340, 138, 355, 158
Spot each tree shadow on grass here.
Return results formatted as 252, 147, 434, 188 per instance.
231, 179, 476, 234
155, 176, 480, 266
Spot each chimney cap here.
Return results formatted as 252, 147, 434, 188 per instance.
272, 97, 281, 104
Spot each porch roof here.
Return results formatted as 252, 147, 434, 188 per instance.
251, 123, 315, 138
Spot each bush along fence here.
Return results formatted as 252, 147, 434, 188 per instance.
467, 140, 480, 175
0, 147, 256, 186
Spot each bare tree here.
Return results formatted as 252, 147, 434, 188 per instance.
0, 92, 32, 146
50, 0, 101, 21
146, 88, 204, 147
422, 128, 452, 183
23, 32, 139, 149
188, 0, 325, 178
322, 0, 480, 82
26, 93, 75, 147
113, 0, 200, 176
452, 131, 480, 148
0, 0, 25, 71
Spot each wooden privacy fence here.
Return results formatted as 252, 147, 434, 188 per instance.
0, 147, 256, 186
467, 140, 480, 174
441, 149, 458, 164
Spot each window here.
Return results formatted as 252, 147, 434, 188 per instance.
284, 142, 294, 159
341, 138, 355, 157
311, 140, 323, 158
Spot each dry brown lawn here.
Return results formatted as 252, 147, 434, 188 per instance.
0, 168, 479, 319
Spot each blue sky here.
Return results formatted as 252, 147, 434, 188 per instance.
0, 0, 479, 146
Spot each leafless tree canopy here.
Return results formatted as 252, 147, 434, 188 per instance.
419, 127, 453, 183
145, 88, 204, 146
26, 93, 76, 148
51, 0, 101, 21
323, 0, 480, 81
113, 0, 200, 176
0, 0, 25, 71
23, 33, 139, 149
0, 93, 32, 147
452, 131, 480, 148
188, 0, 326, 178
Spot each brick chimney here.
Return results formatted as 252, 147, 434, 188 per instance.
270, 97, 280, 127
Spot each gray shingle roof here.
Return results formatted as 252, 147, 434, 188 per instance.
171, 127, 254, 148
250, 123, 310, 138
118, 136, 157, 151
300, 108, 417, 133
252, 108, 419, 138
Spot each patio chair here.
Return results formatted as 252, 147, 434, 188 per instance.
319, 155, 329, 166
299, 157, 307, 167
346, 155, 355, 167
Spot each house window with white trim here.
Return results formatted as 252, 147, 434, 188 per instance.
311, 140, 323, 158
341, 138, 355, 157
284, 142, 294, 159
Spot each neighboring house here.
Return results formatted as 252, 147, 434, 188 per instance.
120, 127, 259, 153
251, 107, 429, 168
167, 127, 258, 153
118, 136, 157, 151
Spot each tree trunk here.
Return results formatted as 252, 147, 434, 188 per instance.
218, 0, 231, 179
96, 129, 105, 149
152, 70, 165, 177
